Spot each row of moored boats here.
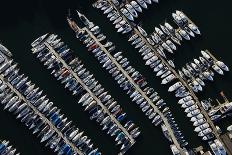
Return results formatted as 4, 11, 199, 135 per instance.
0, 139, 19, 155
0, 45, 101, 155
67, 11, 190, 149
31, 33, 140, 154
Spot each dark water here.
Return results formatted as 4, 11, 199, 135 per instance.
0, 0, 232, 154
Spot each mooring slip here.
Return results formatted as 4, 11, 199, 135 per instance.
0, 75, 84, 155
44, 42, 136, 145
82, 27, 186, 153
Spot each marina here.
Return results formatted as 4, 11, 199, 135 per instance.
0, 0, 232, 154
31, 34, 140, 154
67, 11, 193, 154
0, 45, 101, 155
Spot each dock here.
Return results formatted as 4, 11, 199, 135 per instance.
82, 27, 187, 154
98, 0, 229, 152
205, 50, 220, 63
44, 43, 136, 146
0, 75, 84, 155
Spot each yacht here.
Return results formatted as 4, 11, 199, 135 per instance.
130, 1, 142, 13
137, 26, 148, 37
136, 0, 148, 9
0, 44, 13, 57
125, 4, 138, 18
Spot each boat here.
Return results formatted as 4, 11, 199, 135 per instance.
227, 125, 232, 131
125, 4, 138, 18
121, 8, 134, 21
168, 82, 182, 92
130, 1, 142, 13
178, 29, 190, 40
0, 44, 13, 57
188, 23, 201, 35
136, 0, 148, 9
137, 26, 147, 37
143, 0, 152, 4
212, 64, 224, 75
216, 61, 229, 72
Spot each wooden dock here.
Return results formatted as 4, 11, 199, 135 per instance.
0, 75, 84, 155
44, 43, 136, 146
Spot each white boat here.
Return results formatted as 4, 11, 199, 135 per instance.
168, 82, 182, 92
125, 4, 138, 18
215, 139, 227, 155
137, 25, 148, 37
188, 23, 201, 35
198, 128, 212, 137
137, 0, 148, 9
193, 118, 205, 127
164, 22, 175, 33
0, 44, 13, 57
209, 141, 221, 155
221, 102, 232, 113
178, 29, 190, 40
130, 1, 143, 13
103, 6, 113, 14
200, 100, 211, 111
210, 114, 221, 121
227, 125, 232, 131
201, 50, 211, 60
178, 96, 193, 104
212, 64, 224, 75
194, 123, 209, 132
166, 40, 176, 51
31, 33, 48, 47
152, 0, 159, 2
161, 74, 176, 84
128, 34, 138, 42
187, 109, 200, 117
208, 108, 220, 116
162, 42, 173, 53
121, 8, 134, 21
184, 105, 198, 113
216, 61, 229, 71
153, 63, 164, 72
144, 0, 152, 4
190, 114, 204, 122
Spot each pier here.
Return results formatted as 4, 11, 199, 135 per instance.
0, 75, 84, 155
82, 27, 187, 154
97, 0, 229, 152
44, 43, 136, 146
